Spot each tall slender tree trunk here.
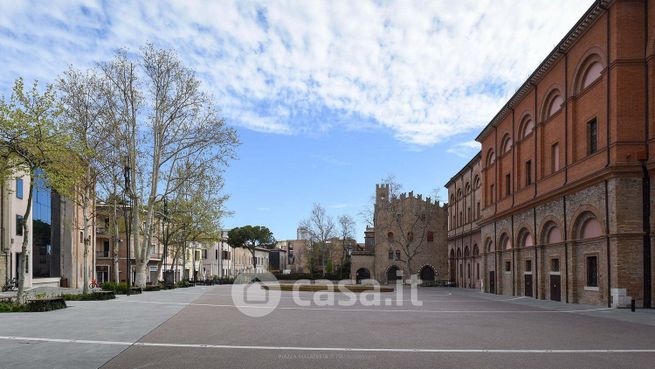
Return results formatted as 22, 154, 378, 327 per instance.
182, 243, 187, 280
17, 174, 34, 305
82, 192, 90, 294
112, 199, 120, 283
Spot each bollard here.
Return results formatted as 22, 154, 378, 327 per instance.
631, 298, 635, 312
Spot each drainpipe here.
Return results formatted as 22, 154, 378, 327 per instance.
643, 0, 651, 309
563, 195, 569, 304
511, 108, 516, 296
494, 221, 498, 294
604, 1, 611, 169
605, 180, 611, 308
641, 160, 651, 308
564, 50, 569, 185
602, 1, 612, 309
533, 207, 538, 299
511, 214, 515, 296
531, 82, 539, 300
533, 82, 538, 199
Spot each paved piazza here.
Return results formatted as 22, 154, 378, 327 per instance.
0, 286, 654, 368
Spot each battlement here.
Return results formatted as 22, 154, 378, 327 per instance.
398, 190, 440, 206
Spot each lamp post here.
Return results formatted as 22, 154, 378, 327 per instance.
123, 158, 132, 296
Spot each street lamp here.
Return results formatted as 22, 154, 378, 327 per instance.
123, 157, 132, 296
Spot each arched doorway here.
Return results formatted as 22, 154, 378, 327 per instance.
419, 265, 435, 284
386, 265, 401, 283
449, 249, 456, 283
355, 268, 371, 283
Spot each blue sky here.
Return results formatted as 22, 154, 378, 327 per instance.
0, 0, 594, 241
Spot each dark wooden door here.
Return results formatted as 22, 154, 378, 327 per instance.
489, 271, 496, 294
387, 266, 400, 283
550, 275, 561, 301
524, 274, 533, 297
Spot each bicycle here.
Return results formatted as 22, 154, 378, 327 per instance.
2, 278, 18, 292
89, 279, 101, 289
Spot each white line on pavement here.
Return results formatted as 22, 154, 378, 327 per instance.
0, 336, 653, 354
108, 299, 611, 314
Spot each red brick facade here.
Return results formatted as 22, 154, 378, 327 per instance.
447, 0, 655, 308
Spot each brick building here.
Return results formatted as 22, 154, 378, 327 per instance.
447, 0, 655, 308
351, 184, 448, 284
446, 153, 483, 290
94, 203, 167, 284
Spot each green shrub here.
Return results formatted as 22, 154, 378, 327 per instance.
102, 281, 129, 294
26, 298, 66, 312
218, 277, 234, 285
273, 272, 347, 281
62, 291, 116, 301
0, 302, 26, 312
175, 279, 191, 288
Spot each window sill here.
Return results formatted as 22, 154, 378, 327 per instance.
584, 286, 599, 291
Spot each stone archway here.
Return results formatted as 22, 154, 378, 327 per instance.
419, 265, 435, 284
355, 268, 371, 283
386, 265, 401, 283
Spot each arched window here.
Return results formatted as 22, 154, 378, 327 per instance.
574, 212, 603, 240
407, 232, 414, 242
542, 221, 562, 244
485, 238, 494, 252
574, 54, 604, 94
450, 249, 455, 259
465, 182, 471, 194
500, 134, 512, 153
464, 246, 470, 258
456, 248, 462, 258
486, 149, 496, 166
472, 244, 479, 257
499, 233, 512, 250
450, 194, 455, 204
473, 175, 480, 189
518, 228, 534, 248
387, 232, 394, 241
520, 116, 535, 138
457, 189, 462, 199
542, 89, 564, 121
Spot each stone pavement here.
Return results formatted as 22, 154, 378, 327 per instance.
0, 286, 211, 369
0, 286, 654, 369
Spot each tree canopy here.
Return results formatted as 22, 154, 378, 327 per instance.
227, 225, 275, 270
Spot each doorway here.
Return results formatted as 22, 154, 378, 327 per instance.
524, 274, 533, 297
550, 274, 561, 301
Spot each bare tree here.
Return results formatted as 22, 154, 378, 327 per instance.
300, 203, 335, 277
59, 68, 113, 294
98, 45, 238, 287
337, 214, 356, 279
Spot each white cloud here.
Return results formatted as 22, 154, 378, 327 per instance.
447, 140, 481, 158
0, 0, 594, 145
